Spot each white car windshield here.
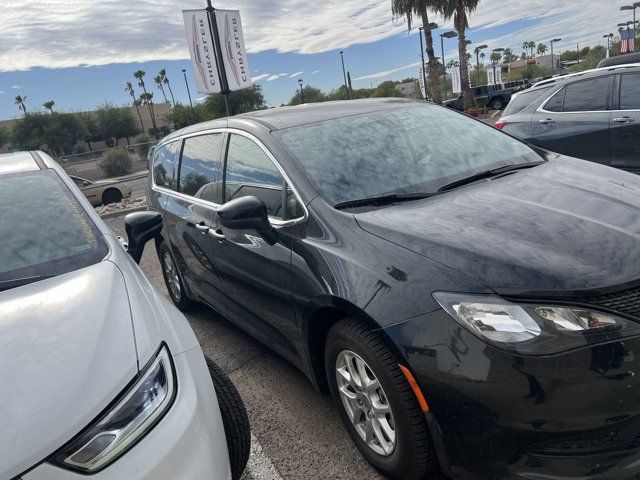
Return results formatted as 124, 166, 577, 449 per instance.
0, 170, 109, 289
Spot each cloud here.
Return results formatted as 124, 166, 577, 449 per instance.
0, 0, 622, 73
0, 91, 4, 95
11, 85, 20, 89
312, 70, 320, 74
354, 61, 420, 82
289, 71, 304, 78
266, 73, 289, 81
252, 73, 271, 82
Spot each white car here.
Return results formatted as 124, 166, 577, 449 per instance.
0, 152, 250, 479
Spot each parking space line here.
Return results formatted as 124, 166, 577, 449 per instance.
247, 433, 283, 480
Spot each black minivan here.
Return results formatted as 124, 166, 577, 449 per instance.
148, 98, 640, 480
499, 64, 640, 171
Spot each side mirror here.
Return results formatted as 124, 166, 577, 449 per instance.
124, 211, 163, 264
217, 196, 277, 245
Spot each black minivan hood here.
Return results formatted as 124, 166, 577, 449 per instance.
356, 158, 640, 295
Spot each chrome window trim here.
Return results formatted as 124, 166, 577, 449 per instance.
537, 79, 614, 115
151, 127, 308, 228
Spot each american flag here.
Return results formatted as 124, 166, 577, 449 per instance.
620, 28, 636, 54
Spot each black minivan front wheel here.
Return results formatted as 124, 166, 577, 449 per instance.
159, 241, 194, 311
325, 319, 437, 480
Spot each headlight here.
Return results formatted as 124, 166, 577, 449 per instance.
51, 345, 176, 473
433, 293, 640, 355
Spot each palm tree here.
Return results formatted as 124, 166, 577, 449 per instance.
392, 0, 442, 103
125, 81, 145, 132
14, 95, 27, 114
43, 100, 55, 113
159, 69, 176, 106
437, 0, 480, 110
528, 41, 536, 57
133, 70, 157, 130
537, 43, 548, 56
154, 74, 169, 103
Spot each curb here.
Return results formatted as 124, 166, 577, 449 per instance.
99, 205, 147, 219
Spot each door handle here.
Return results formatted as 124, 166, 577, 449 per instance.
539, 118, 556, 125
613, 117, 634, 124
195, 224, 210, 233
209, 229, 226, 240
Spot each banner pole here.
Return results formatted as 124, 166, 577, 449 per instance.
206, 0, 232, 116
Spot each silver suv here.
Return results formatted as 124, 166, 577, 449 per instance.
497, 64, 640, 171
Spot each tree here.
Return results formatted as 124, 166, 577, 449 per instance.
392, 0, 442, 103
77, 112, 100, 152
125, 81, 145, 132
203, 84, 267, 116
502, 48, 517, 63
155, 74, 169, 103
288, 85, 327, 105
159, 69, 176, 106
371, 81, 404, 97
437, 0, 481, 110
165, 103, 205, 129
0, 126, 9, 149
14, 95, 27, 114
537, 43, 548, 56
95, 103, 139, 147
43, 100, 56, 114
133, 70, 157, 130
11, 112, 85, 156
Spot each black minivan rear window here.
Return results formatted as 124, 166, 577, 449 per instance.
0, 170, 108, 287
503, 87, 552, 116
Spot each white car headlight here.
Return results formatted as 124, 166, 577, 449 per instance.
433, 293, 640, 355
51, 345, 176, 473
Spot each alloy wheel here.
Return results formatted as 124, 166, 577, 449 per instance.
335, 350, 396, 456
162, 251, 181, 301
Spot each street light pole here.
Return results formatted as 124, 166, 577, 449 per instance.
550, 38, 561, 76
603, 33, 614, 57
181, 69, 194, 112
339, 50, 350, 100
418, 27, 428, 101
440, 31, 457, 100
298, 79, 305, 103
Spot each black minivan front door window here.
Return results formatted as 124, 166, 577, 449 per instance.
179, 133, 224, 202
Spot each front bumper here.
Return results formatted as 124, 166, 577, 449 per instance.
386, 309, 640, 480
24, 348, 231, 480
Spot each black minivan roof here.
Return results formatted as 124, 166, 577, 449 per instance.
597, 52, 640, 68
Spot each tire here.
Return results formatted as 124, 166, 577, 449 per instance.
206, 356, 251, 480
102, 188, 122, 205
325, 319, 436, 480
158, 241, 195, 311
490, 97, 504, 110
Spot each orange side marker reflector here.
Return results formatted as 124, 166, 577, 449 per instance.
399, 364, 429, 413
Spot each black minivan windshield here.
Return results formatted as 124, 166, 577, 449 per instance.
0, 170, 108, 290
274, 104, 542, 206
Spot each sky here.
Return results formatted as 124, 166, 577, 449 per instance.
0, 0, 632, 119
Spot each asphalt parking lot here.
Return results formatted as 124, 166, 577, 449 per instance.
103, 214, 385, 480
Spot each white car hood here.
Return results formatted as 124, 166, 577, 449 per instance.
0, 261, 138, 479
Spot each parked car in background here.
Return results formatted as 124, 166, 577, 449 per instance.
149, 98, 640, 480
1, 151, 250, 480
444, 81, 528, 111
597, 52, 640, 68
498, 64, 640, 171
70, 175, 133, 206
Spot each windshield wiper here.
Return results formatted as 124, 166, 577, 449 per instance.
437, 161, 544, 193
334, 192, 439, 210
0, 274, 57, 292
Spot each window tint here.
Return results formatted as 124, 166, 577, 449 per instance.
274, 105, 541, 206
225, 135, 291, 220
153, 141, 180, 190
0, 171, 109, 285
620, 74, 640, 110
562, 77, 609, 112
544, 88, 565, 112
179, 133, 224, 202
503, 87, 552, 115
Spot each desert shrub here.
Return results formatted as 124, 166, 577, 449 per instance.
98, 149, 132, 177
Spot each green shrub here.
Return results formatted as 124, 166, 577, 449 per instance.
98, 150, 132, 177
133, 134, 153, 159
